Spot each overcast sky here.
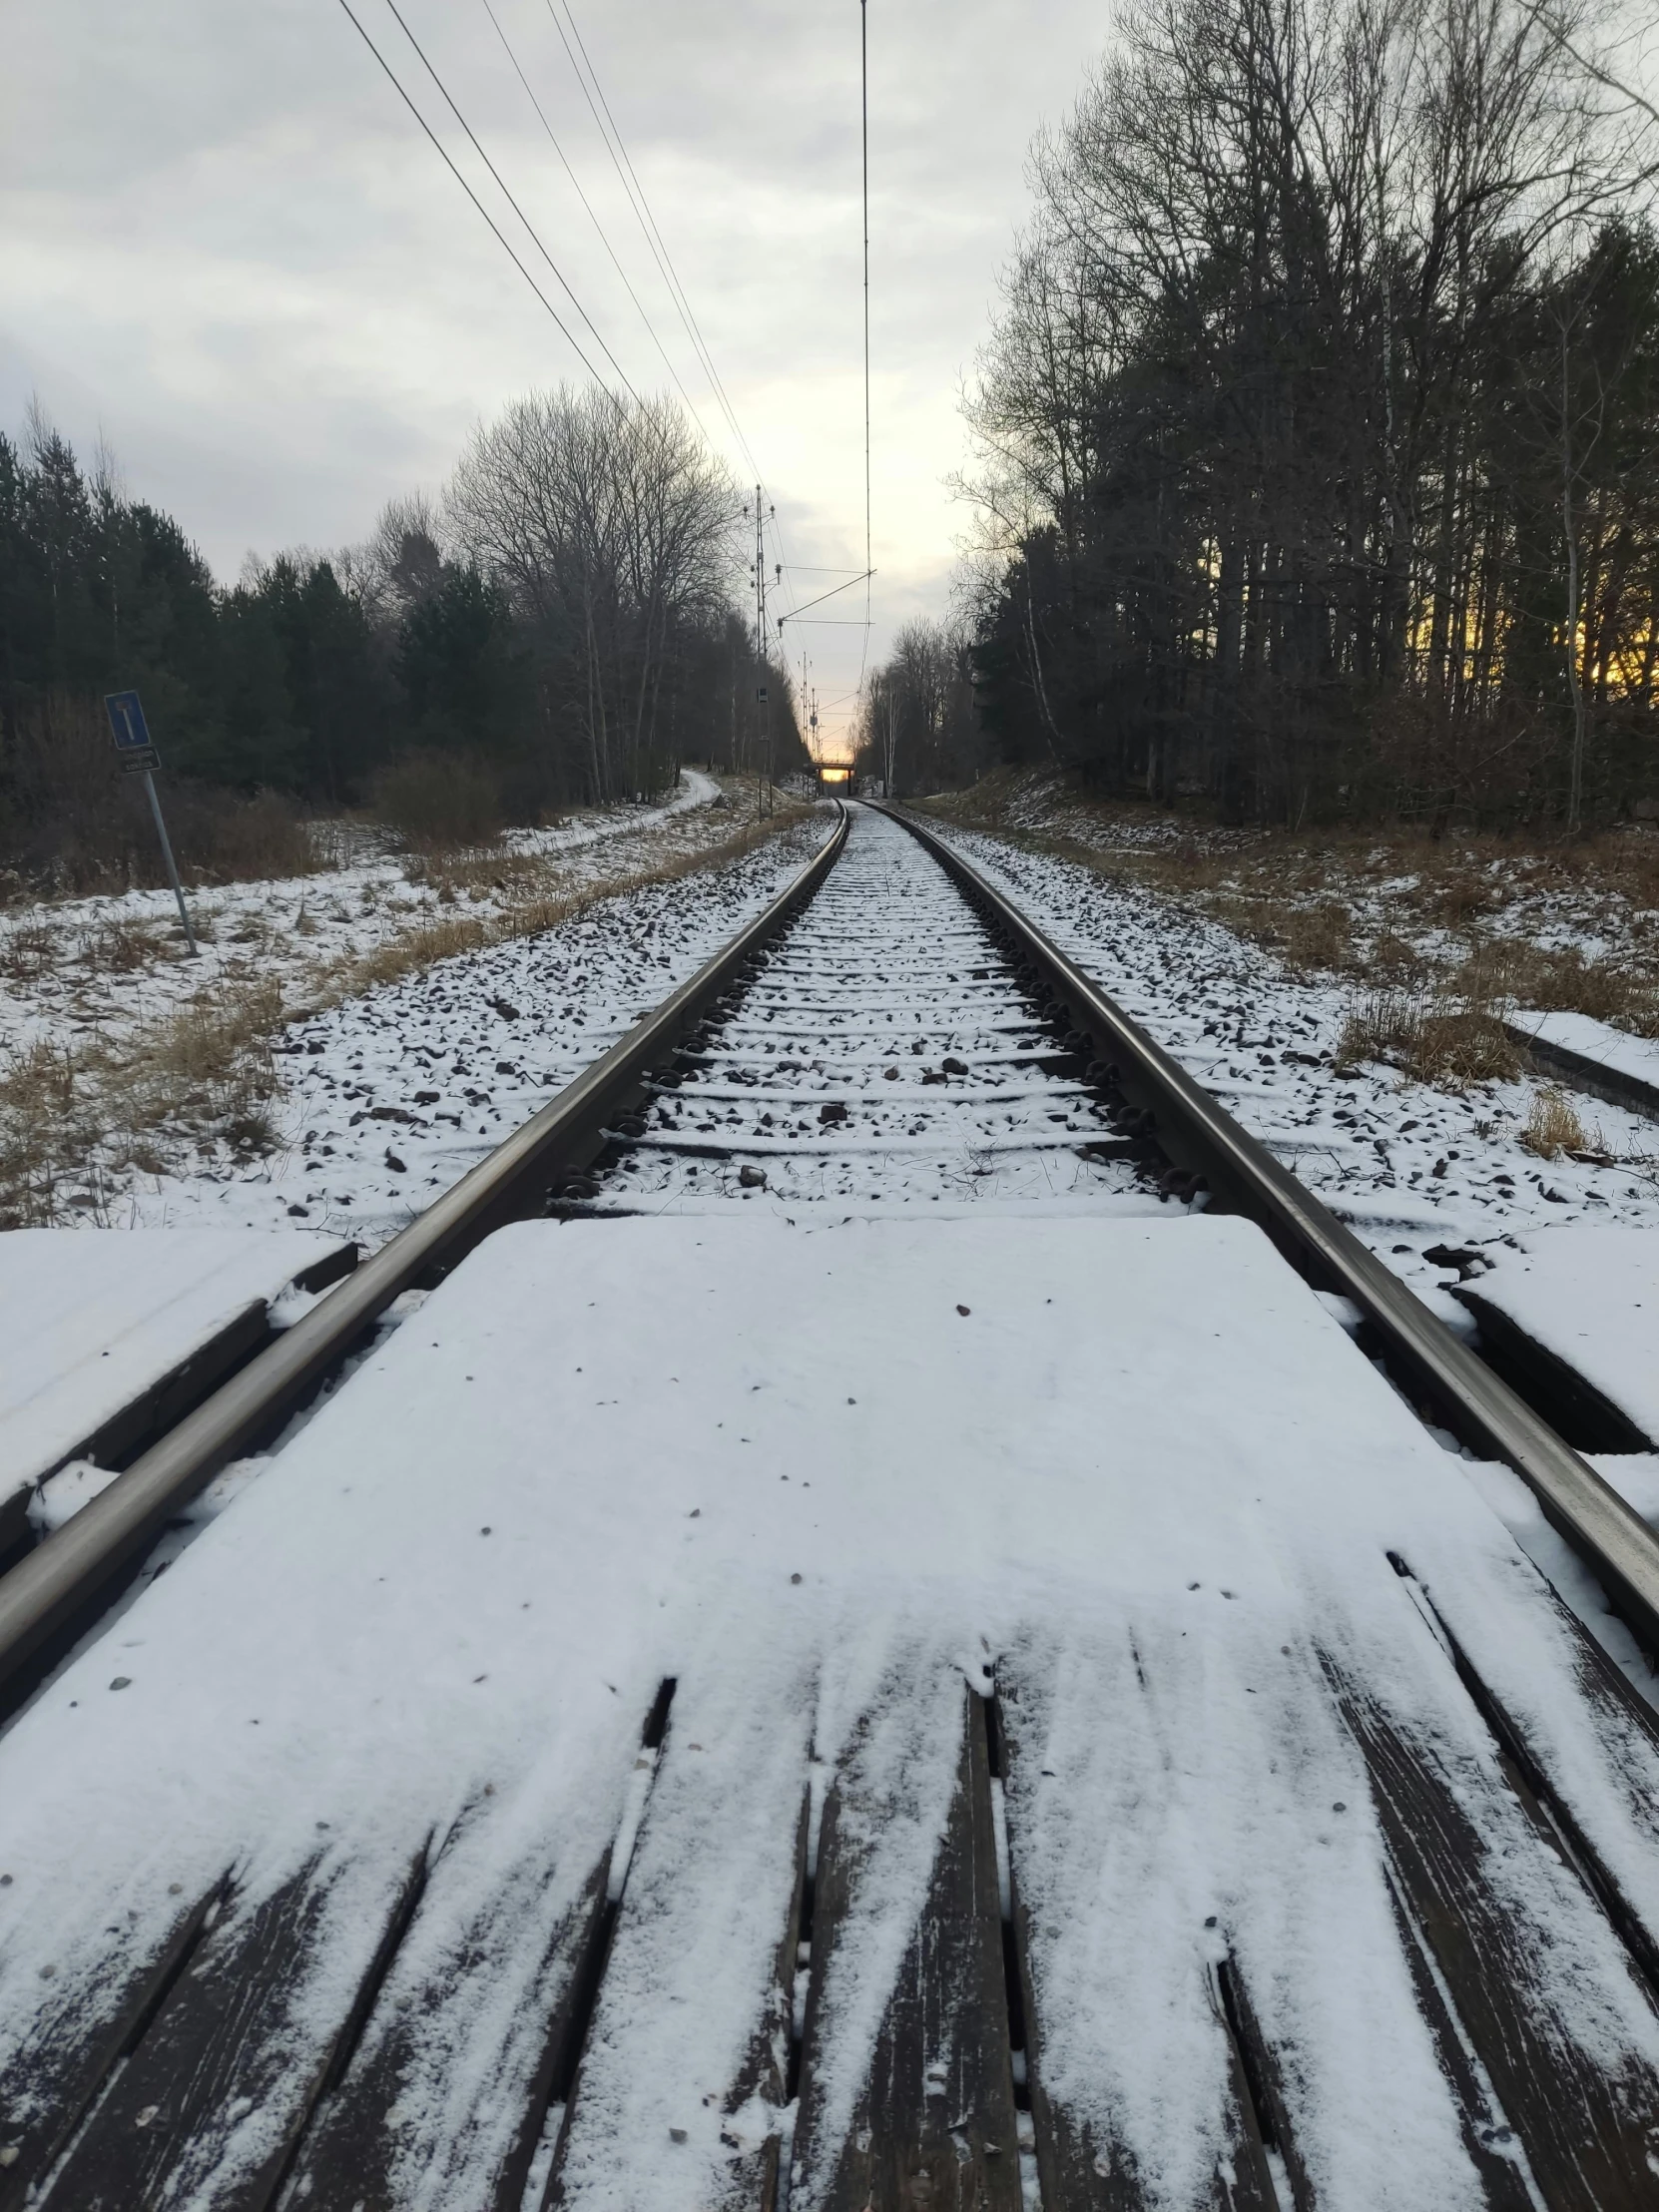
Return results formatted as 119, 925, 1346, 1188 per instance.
1, 0, 1112, 754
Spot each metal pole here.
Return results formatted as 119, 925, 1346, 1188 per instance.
142, 769, 199, 956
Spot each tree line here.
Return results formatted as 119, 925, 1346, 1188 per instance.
854, 618, 986, 796
898, 0, 1659, 826
0, 388, 805, 886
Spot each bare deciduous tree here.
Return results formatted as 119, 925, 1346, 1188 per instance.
955, 0, 1659, 826
446, 388, 743, 802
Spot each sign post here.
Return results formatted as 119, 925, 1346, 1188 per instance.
104, 691, 198, 957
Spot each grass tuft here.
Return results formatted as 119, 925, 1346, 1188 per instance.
1519, 1086, 1607, 1160
0, 802, 812, 1227
1335, 980, 1522, 1088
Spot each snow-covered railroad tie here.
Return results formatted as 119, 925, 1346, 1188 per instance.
577, 805, 1153, 1212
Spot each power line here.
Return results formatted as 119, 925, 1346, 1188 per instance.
542, 0, 753, 470
777, 571, 874, 625
353, 0, 845, 671
561, 0, 765, 483
482, 0, 814, 643
857, 0, 873, 703
376, 0, 639, 400
540, 0, 812, 634
478, 0, 715, 444
334, 0, 615, 388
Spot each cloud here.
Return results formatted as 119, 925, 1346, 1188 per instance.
1, 0, 1109, 748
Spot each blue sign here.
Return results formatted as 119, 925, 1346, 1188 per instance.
105, 691, 153, 751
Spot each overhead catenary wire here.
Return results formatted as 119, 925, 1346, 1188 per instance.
564, 0, 729, 397
353, 0, 868, 741
777, 571, 874, 626
334, 0, 617, 389
541, 0, 754, 473
360, 0, 807, 656
376, 0, 640, 401
480, 0, 810, 658
479, 0, 717, 447
857, 0, 873, 710
540, 0, 814, 641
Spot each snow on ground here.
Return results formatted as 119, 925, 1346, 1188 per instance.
117, 808, 829, 1249
950, 769, 1659, 992
920, 818, 1659, 1335
1, 780, 822, 1238
6, 1217, 1659, 2208
1512, 1008, 1659, 1105
0, 770, 723, 1064
7, 809, 1659, 2198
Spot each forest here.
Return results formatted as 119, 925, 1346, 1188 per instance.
864, 0, 1659, 829
0, 388, 804, 891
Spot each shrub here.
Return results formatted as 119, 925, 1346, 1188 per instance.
369, 751, 504, 850
1, 693, 322, 894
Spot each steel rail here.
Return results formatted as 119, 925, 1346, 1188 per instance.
875, 802, 1659, 1656
0, 806, 849, 1691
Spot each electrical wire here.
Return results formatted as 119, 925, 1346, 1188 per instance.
561, 0, 768, 496
335, 0, 616, 388
542, 0, 753, 471
777, 571, 874, 625
352, 0, 870, 743
481, 0, 812, 661
855, 0, 873, 714
375, 0, 639, 399
542, 0, 814, 646
479, 0, 716, 445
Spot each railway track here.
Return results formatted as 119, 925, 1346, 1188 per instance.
583, 803, 1148, 1212
6, 801, 1659, 2209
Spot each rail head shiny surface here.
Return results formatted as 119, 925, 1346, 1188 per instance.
874, 801, 1659, 1656
0, 806, 849, 1687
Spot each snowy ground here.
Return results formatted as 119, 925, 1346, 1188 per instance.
122, 809, 830, 1250
1461, 1226, 1659, 1447
920, 817, 1659, 1335
0, 1227, 347, 1505
0, 777, 821, 1235
1513, 1007, 1659, 1100
0, 771, 725, 1063
7, 814, 1659, 2202
938, 769, 1659, 1014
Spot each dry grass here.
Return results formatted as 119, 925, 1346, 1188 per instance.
1204, 892, 1361, 974
404, 844, 576, 899
1519, 1086, 1597, 1159
78, 914, 172, 972
0, 979, 284, 1226
1471, 939, 1659, 1035
0, 917, 62, 981
0, 804, 812, 1227
1336, 984, 1523, 1088
925, 769, 1659, 1042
